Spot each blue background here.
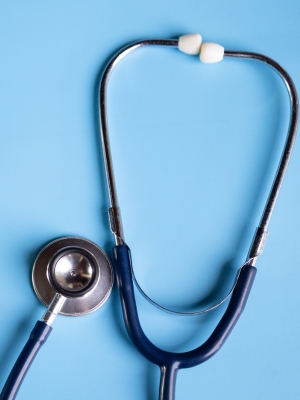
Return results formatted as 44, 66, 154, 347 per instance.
0, 1, 300, 399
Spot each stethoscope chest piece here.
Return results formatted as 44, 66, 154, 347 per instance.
32, 237, 113, 316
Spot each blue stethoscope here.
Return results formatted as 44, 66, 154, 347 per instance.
0, 34, 298, 400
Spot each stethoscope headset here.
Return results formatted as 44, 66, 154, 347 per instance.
0, 33, 298, 400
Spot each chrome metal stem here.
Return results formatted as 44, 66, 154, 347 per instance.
224, 51, 299, 265
99, 40, 178, 245
41, 293, 66, 326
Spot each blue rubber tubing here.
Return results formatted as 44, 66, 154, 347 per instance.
0, 321, 52, 400
114, 244, 257, 400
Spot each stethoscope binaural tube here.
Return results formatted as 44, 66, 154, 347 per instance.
99, 36, 298, 399
0, 321, 52, 400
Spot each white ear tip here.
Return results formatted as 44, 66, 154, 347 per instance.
200, 42, 224, 63
178, 34, 202, 55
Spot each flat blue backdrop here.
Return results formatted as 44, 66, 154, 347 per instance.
0, 1, 299, 399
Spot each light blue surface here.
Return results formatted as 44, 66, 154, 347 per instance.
0, 1, 300, 399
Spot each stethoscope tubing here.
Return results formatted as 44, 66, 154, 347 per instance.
0, 321, 52, 400
114, 245, 256, 400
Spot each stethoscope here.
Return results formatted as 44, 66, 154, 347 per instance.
0, 33, 298, 400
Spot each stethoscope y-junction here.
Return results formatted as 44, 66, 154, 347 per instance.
0, 33, 298, 400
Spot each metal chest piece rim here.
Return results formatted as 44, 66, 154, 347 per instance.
32, 237, 113, 316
